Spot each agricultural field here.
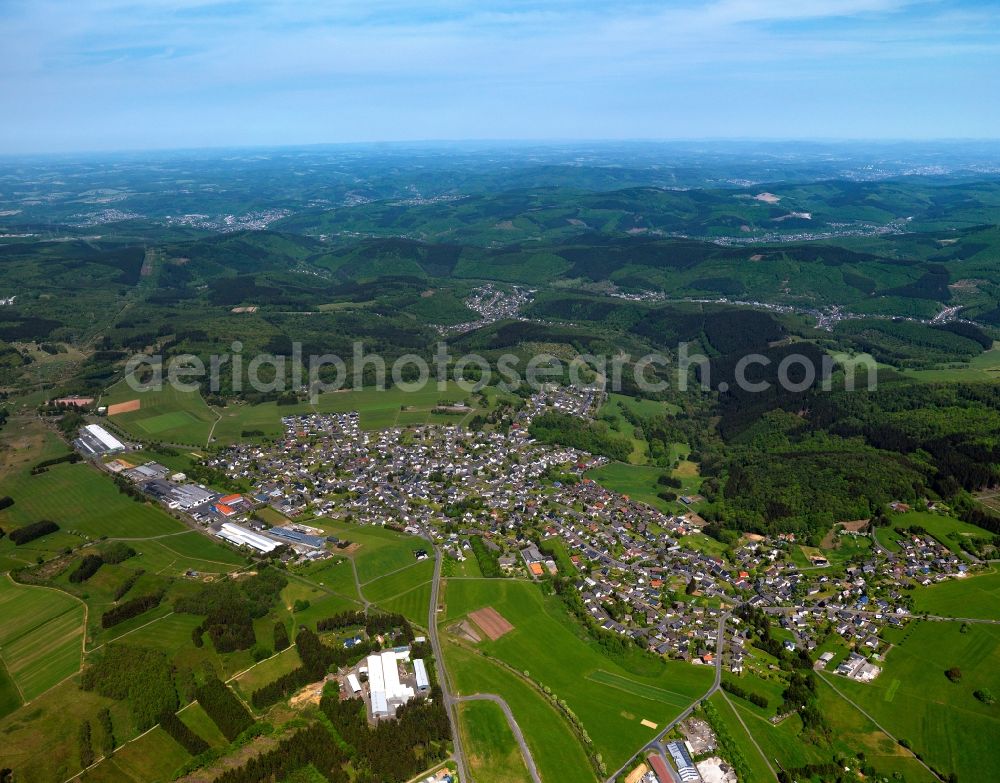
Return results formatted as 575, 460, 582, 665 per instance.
0, 575, 85, 701
102, 380, 219, 446
440, 578, 714, 769
584, 462, 674, 513
0, 676, 129, 783
912, 567, 1000, 620
832, 620, 1000, 783
457, 699, 532, 783
0, 458, 187, 550
0, 664, 20, 719
292, 557, 362, 603
372, 579, 433, 627
902, 343, 1000, 383
208, 381, 490, 444
231, 645, 303, 700
178, 702, 230, 748
362, 558, 435, 626
706, 694, 779, 783
79, 725, 192, 783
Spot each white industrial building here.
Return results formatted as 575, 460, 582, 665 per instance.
347, 674, 362, 695
413, 658, 429, 691
85, 424, 124, 451
217, 522, 279, 553
366, 650, 415, 718
76, 423, 126, 456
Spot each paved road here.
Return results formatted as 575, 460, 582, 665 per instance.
605, 613, 729, 783
428, 548, 471, 783
454, 694, 543, 783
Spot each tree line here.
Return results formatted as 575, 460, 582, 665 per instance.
196, 677, 253, 742
159, 709, 210, 756
9, 520, 59, 545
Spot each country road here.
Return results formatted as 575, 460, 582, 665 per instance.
454, 694, 543, 783
428, 547, 471, 783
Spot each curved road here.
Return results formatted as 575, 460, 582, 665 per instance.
454, 694, 543, 783
605, 613, 729, 783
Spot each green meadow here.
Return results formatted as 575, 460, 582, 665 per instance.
832, 620, 1000, 783
441, 578, 713, 769
103, 379, 219, 446
912, 567, 1000, 620
0, 459, 187, 550
0, 677, 130, 783
878, 509, 990, 558
443, 639, 595, 783
362, 558, 435, 626
584, 462, 684, 514
313, 518, 428, 583
457, 699, 533, 783
0, 575, 85, 702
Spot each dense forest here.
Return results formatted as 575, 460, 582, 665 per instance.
81, 645, 178, 730
529, 411, 632, 461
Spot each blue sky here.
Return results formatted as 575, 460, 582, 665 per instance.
1, 0, 998, 153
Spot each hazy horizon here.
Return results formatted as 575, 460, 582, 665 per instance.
3, 0, 999, 154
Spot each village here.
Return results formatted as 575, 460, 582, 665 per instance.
76, 384, 977, 700
57, 381, 992, 782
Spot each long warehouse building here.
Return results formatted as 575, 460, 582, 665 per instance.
217, 522, 279, 553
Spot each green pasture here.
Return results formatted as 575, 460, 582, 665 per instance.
457, 699, 533, 783
363, 559, 434, 601
584, 462, 673, 513
912, 567, 1000, 620
292, 558, 361, 602
443, 639, 595, 783
314, 519, 428, 583
0, 575, 85, 701
882, 510, 990, 558
377, 581, 433, 627
706, 694, 779, 783
80, 725, 191, 783
231, 645, 303, 701
102, 379, 218, 445
0, 460, 186, 549
0, 677, 130, 783
208, 381, 490, 444
832, 620, 1000, 783
178, 701, 230, 748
